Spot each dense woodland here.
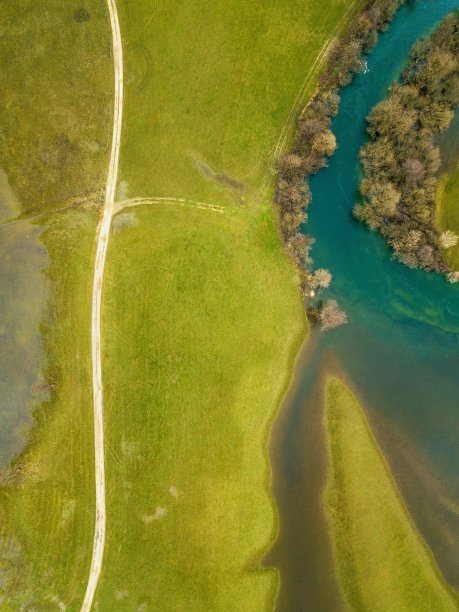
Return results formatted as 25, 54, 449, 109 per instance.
274, 0, 409, 325
354, 11, 459, 278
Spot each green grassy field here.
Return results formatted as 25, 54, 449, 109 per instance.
95, 203, 305, 610
436, 163, 459, 271
0, 0, 366, 608
324, 378, 458, 612
117, 0, 360, 206
0, 1, 110, 608
90, 1, 365, 607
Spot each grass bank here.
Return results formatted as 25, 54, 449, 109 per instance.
324, 378, 458, 611
436, 163, 459, 270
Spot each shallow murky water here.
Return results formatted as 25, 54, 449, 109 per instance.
0, 170, 48, 468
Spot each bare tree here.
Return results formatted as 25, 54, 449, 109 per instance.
319, 299, 348, 329
312, 268, 332, 288
312, 130, 337, 157
440, 230, 458, 249
298, 118, 327, 138
278, 154, 305, 182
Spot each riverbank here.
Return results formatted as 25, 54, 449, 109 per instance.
267, 0, 459, 607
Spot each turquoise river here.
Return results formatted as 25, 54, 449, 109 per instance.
266, 1, 459, 610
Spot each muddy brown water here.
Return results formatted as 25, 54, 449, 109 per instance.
264, 333, 344, 611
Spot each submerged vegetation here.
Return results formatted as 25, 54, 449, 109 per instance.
354, 11, 459, 278
275, 0, 410, 306
324, 378, 458, 611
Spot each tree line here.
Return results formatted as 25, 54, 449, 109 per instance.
354, 11, 459, 280
274, 0, 409, 327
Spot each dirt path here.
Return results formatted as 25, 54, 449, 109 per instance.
80, 0, 123, 610
115, 196, 226, 215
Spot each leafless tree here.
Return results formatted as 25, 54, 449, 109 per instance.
440, 230, 458, 249
319, 299, 348, 330
312, 268, 332, 289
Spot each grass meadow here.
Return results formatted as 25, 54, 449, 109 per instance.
117, 0, 362, 206
324, 378, 458, 612
91, 1, 366, 606
0, 0, 112, 215
0, 0, 366, 608
0, 1, 109, 608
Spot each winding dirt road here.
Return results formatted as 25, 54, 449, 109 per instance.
80, 0, 123, 610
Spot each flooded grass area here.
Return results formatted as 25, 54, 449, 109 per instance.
0, 220, 48, 468
0, 209, 98, 609
364, 404, 459, 590
0, 171, 48, 468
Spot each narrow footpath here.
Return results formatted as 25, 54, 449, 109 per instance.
80, 0, 123, 609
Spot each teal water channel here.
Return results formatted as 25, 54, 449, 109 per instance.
0, 171, 48, 469
267, 1, 459, 610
